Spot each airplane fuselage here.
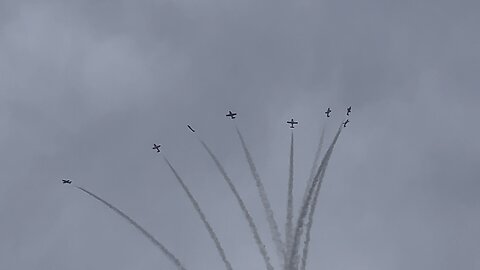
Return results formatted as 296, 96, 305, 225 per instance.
325, 108, 332, 117
226, 111, 237, 119
287, 119, 299, 128
152, 144, 161, 152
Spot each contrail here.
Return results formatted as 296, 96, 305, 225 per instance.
235, 126, 285, 261
75, 186, 187, 270
163, 157, 234, 270
285, 131, 294, 268
300, 127, 326, 270
199, 138, 275, 270
288, 125, 342, 270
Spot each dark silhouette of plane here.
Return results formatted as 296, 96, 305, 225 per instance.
187, 125, 195, 133
62, 179, 72, 184
152, 144, 161, 152
343, 119, 350, 127
287, 118, 299, 128
226, 111, 237, 119
325, 108, 332, 117
346, 106, 352, 116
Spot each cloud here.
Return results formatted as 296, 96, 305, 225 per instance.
1, 0, 480, 269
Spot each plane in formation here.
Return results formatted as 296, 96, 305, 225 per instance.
226, 110, 237, 119
325, 108, 332, 117
287, 118, 299, 128
187, 125, 195, 133
152, 144, 161, 152
62, 179, 72, 184
343, 119, 350, 127
346, 106, 352, 116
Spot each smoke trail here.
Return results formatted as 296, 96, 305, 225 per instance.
288, 125, 342, 270
304, 126, 326, 202
199, 138, 275, 270
235, 126, 285, 261
299, 165, 323, 270
300, 127, 326, 270
75, 186, 187, 270
285, 131, 294, 268
163, 157, 234, 270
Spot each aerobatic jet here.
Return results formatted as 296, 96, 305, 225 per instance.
187, 125, 195, 133
346, 106, 352, 116
287, 118, 299, 128
325, 108, 332, 117
226, 111, 237, 119
62, 179, 72, 184
152, 144, 161, 152
343, 119, 350, 127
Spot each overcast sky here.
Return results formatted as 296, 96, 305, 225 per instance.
1, 0, 479, 269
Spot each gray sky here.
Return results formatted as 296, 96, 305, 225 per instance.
1, 0, 479, 269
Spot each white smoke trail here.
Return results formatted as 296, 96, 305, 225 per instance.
300, 165, 323, 270
235, 126, 285, 261
285, 131, 294, 269
288, 125, 342, 270
304, 126, 326, 203
299, 126, 326, 270
199, 138, 275, 270
75, 186, 187, 270
163, 157, 234, 270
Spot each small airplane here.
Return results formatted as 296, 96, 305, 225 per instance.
287, 118, 299, 128
226, 111, 237, 119
152, 144, 161, 152
187, 125, 195, 133
325, 108, 332, 117
62, 179, 72, 184
343, 119, 350, 127
346, 106, 352, 116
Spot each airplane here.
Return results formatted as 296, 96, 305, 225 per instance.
226, 110, 237, 119
346, 106, 352, 116
343, 119, 350, 127
187, 125, 195, 133
62, 179, 72, 184
152, 144, 161, 152
287, 118, 299, 128
325, 108, 332, 117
